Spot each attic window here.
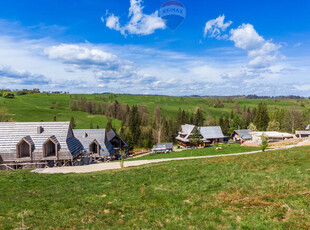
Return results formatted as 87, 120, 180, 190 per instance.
37, 126, 44, 134
83, 132, 88, 138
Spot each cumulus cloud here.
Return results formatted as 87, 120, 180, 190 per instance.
103, 0, 166, 36
229, 23, 281, 69
203, 15, 232, 39
204, 16, 282, 70
44, 44, 121, 69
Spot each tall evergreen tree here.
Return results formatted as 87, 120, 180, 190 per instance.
254, 102, 269, 131
70, 116, 76, 129
193, 107, 204, 126
189, 127, 202, 146
106, 119, 113, 132
128, 105, 141, 146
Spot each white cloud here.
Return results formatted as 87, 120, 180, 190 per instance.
203, 15, 232, 39
229, 23, 281, 69
44, 44, 119, 67
103, 0, 166, 36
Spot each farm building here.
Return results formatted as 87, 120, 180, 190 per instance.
73, 129, 115, 158
295, 125, 310, 138
0, 122, 84, 169
152, 143, 173, 153
232, 129, 252, 142
250, 131, 294, 144
176, 124, 226, 147
295, 130, 310, 138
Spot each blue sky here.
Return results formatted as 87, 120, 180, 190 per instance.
0, 0, 309, 96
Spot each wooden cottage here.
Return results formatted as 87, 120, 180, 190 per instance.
176, 124, 225, 147
0, 122, 83, 169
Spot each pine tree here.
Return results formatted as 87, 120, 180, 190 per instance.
189, 127, 202, 146
70, 116, 76, 129
128, 105, 141, 146
254, 102, 269, 131
193, 107, 204, 126
106, 119, 113, 132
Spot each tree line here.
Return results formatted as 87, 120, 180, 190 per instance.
69, 99, 310, 148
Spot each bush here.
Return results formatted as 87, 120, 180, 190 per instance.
260, 135, 269, 152
3, 92, 15, 99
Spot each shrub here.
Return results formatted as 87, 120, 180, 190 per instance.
260, 135, 269, 152
3, 92, 15, 99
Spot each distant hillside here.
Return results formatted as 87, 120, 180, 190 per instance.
0, 93, 309, 130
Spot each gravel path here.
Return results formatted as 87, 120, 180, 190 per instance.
32, 140, 309, 174
33, 150, 263, 174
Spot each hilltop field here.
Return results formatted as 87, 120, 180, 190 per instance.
0, 93, 309, 130
1, 146, 310, 229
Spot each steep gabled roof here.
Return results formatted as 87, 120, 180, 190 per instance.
107, 130, 129, 148
176, 124, 195, 142
73, 129, 115, 155
0, 122, 83, 155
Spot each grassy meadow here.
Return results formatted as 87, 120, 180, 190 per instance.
1, 146, 310, 229
130, 143, 260, 161
0, 93, 309, 130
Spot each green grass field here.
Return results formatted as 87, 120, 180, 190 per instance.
0, 93, 309, 130
1, 146, 310, 229
129, 143, 260, 161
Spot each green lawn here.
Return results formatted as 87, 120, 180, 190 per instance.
129, 143, 260, 161
1, 146, 310, 229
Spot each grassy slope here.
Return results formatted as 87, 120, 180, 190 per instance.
1, 146, 310, 229
0, 93, 309, 129
129, 143, 260, 161
0, 93, 121, 129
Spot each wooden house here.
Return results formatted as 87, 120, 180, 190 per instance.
0, 122, 83, 169
176, 124, 225, 147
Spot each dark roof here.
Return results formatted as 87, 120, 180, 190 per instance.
232, 129, 252, 140
0, 122, 83, 155
107, 130, 129, 147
